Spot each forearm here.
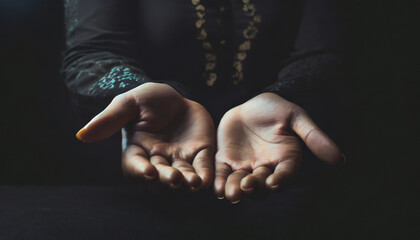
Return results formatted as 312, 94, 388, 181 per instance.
62, 0, 190, 120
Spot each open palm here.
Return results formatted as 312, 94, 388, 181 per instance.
214, 93, 343, 203
76, 83, 215, 190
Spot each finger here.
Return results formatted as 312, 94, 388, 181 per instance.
240, 166, 272, 193
150, 155, 183, 188
76, 94, 139, 142
225, 170, 249, 203
172, 160, 202, 191
213, 162, 232, 199
192, 148, 214, 190
291, 107, 344, 165
122, 145, 157, 181
266, 159, 299, 191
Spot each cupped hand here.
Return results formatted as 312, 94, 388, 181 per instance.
76, 83, 215, 190
214, 93, 344, 203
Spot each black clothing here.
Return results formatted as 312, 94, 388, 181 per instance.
63, 0, 348, 122
61, 1, 349, 232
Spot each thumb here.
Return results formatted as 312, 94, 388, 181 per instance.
76, 94, 139, 143
291, 107, 345, 165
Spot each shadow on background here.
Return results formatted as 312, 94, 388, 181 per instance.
0, 0, 418, 239
0, 0, 124, 184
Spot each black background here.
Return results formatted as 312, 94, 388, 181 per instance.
0, 0, 418, 239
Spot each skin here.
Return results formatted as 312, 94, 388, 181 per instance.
76, 84, 343, 199
213, 93, 343, 203
76, 83, 215, 190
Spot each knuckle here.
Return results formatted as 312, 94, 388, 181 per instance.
121, 162, 138, 180
290, 104, 304, 115
113, 93, 137, 107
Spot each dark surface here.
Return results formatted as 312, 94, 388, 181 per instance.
0, 0, 419, 239
0, 185, 319, 240
0, 151, 346, 239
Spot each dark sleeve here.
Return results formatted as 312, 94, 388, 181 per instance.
263, 0, 349, 107
62, 0, 190, 119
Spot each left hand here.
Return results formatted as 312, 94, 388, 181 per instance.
76, 83, 215, 190
214, 93, 344, 203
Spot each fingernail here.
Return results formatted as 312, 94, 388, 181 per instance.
190, 178, 202, 189
341, 154, 347, 164
231, 200, 240, 204
217, 196, 224, 200
76, 128, 85, 141
338, 154, 347, 167
241, 186, 253, 192
170, 181, 181, 189
144, 174, 155, 181
270, 185, 279, 191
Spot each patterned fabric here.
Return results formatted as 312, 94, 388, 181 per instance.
64, 0, 78, 40
192, 0, 261, 86
62, 0, 347, 118
89, 66, 148, 93
63, 51, 150, 97
264, 53, 344, 104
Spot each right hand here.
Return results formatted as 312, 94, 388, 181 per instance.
214, 93, 344, 203
76, 83, 215, 190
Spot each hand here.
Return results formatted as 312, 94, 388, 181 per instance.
76, 83, 215, 190
214, 93, 344, 203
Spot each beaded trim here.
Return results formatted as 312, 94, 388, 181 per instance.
192, 0, 260, 86
192, 0, 217, 86
232, 0, 261, 85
